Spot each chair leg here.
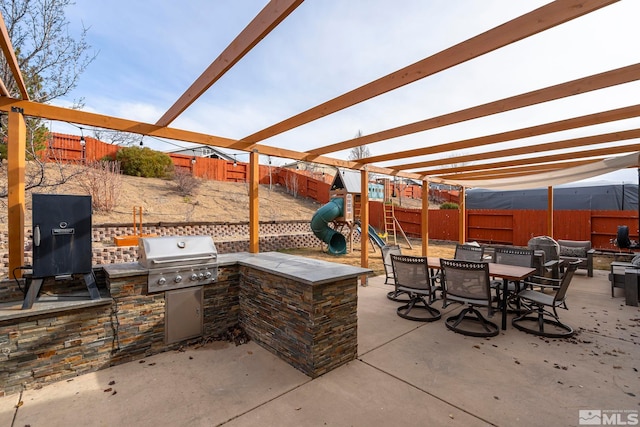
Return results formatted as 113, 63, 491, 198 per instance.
387, 289, 411, 302
397, 294, 441, 322
512, 304, 574, 338
445, 306, 499, 337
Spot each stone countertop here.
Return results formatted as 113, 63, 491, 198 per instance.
0, 289, 112, 322
233, 252, 372, 285
103, 252, 372, 286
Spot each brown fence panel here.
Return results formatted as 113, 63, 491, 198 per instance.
427, 209, 459, 242
553, 211, 592, 241
393, 207, 422, 236
591, 210, 638, 250
307, 179, 331, 204
467, 210, 514, 244
226, 162, 247, 182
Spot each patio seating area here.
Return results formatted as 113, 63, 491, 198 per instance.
1, 269, 638, 426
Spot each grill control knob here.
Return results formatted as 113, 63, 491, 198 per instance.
158, 277, 166, 286
204, 271, 212, 279
174, 275, 183, 283
190, 273, 198, 281
198, 273, 204, 280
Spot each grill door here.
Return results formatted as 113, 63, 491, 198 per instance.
165, 287, 203, 344
32, 194, 92, 278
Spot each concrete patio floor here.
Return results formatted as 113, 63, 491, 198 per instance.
1, 270, 639, 426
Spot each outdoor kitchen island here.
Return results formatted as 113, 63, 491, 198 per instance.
1, 251, 370, 395
106, 251, 371, 378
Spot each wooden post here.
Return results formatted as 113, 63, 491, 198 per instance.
360, 169, 369, 285
547, 186, 554, 237
8, 107, 26, 278
459, 186, 466, 244
249, 150, 259, 253
421, 178, 429, 256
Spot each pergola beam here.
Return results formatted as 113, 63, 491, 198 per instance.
155, 0, 303, 127
361, 94, 640, 165
0, 97, 425, 180
433, 159, 602, 180
392, 128, 640, 170
0, 13, 29, 99
416, 146, 638, 176
239, 0, 617, 147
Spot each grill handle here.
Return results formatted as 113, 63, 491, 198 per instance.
150, 255, 216, 265
34, 225, 41, 247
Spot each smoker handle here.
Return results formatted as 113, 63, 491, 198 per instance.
150, 255, 216, 265
34, 225, 41, 247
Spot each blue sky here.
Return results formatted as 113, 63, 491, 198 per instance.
51, 1, 640, 183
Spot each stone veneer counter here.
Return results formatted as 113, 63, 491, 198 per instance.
1, 252, 370, 395
233, 251, 371, 285
231, 252, 371, 377
102, 252, 371, 378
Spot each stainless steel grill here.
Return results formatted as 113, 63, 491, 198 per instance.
138, 235, 218, 293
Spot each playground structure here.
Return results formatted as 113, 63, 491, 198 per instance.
310, 169, 411, 255
113, 206, 157, 246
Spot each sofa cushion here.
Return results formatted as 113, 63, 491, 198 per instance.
559, 245, 587, 258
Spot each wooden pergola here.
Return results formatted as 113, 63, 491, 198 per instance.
1, 0, 638, 278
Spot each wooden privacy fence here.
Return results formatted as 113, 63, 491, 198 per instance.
369, 202, 638, 251
41, 133, 333, 192
42, 133, 636, 249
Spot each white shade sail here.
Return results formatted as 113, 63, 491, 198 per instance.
448, 152, 640, 190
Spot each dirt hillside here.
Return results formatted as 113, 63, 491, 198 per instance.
0, 163, 433, 230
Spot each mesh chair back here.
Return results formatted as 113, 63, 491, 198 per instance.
382, 245, 402, 273
440, 259, 491, 302
554, 261, 579, 302
391, 254, 432, 292
527, 236, 559, 261
494, 247, 534, 268
454, 244, 484, 261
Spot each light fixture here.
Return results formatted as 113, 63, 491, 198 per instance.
191, 157, 196, 164
79, 136, 86, 146
139, 136, 144, 146
233, 154, 237, 167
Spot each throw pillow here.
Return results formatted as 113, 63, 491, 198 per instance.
559, 245, 586, 258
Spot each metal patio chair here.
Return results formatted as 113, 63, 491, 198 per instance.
391, 254, 441, 322
491, 247, 535, 309
440, 258, 498, 337
511, 261, 580, 338
383, 245, 410, 302
454, 243, 485, 261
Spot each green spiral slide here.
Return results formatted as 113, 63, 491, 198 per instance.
310, 197, 347, 255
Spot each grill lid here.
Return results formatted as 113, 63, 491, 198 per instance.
138, 235, 217, 269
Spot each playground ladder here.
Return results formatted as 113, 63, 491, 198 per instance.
384, 202, 397, 245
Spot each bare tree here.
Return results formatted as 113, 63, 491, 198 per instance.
76, 160, 122, 212
173, 167, 201, 197
0, 0, 97, 196
284, 170, 299, 198
348, 130, 370, 160
0, 0, 96, 104
92, 129, 140, 147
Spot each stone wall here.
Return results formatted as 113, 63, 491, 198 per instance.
239, 267, 358, 378
0, 265, 241, 396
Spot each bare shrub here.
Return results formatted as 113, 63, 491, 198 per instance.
174, 167, 201, 196
285, 171, 299, 198
77, 160, 122, 212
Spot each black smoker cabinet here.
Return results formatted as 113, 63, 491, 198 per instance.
23, 194, 100, 309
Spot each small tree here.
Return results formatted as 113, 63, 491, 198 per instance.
348, 130, 370, 161
285, 170, 300, 198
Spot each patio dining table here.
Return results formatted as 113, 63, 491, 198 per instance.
426, 257, 536, 330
